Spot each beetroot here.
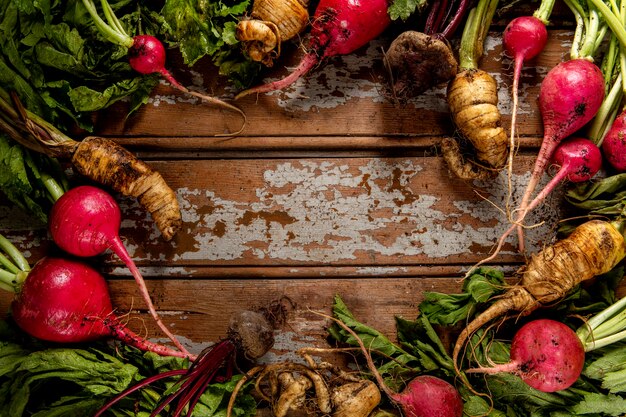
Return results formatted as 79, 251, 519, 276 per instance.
236, 0, 391, 98
467, 319, 585, 392
390, 375, 463, 417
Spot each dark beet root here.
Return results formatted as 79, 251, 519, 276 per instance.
384, 31, 458, 99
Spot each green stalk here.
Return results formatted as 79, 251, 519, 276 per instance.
562, 0, 587, 59
81, 0, 133, 48
457, 0, 499, 70
534, 0, 557, 24
587, 0, 626, 49
578, 7, 602, 58
587, 72, 623, 145
0, 234, 29, 293
100, 0, 128, 38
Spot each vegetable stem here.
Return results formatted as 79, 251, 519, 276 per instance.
0, 235, 30, 273
534, 0, 557, 24
81, 0, 133, 48
577, 291, 626, 351
458, 0, 499, 70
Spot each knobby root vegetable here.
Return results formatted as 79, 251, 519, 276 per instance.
236, 0, 391, 98
236, 0, 309, 66
1, 93, 182, 240
237, 356, 381, 417
444, 69, 508, 179
384, 32, 458, 99
453, 219, 626, 377
95, 309, 276, 417
466, 319, 585, 392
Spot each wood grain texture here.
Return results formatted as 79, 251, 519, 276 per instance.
0, 19, 589, 360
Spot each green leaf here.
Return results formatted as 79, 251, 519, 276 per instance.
388, 0, 428, 21
571, 393, 626, 416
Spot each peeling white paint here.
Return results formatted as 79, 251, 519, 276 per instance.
173, 159, 561, 263
110, 266, 197, 277
354, 266, 409, 275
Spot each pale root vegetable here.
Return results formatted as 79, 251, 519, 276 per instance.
446, 69, 508, 174
442, 0, 509, 180
95, 310, 275, 417
332, 380, 382, 417
8, 256, 192, 359
466, 319, 585, 392
1, 93, 182, 240
49, 185, 187, 355
516, 59, 605, 250
236, 0, 391, 98
602, 110, 626, 171
236, 0, 310, 66
454, 219, 626, 377
470, 137, 602, 271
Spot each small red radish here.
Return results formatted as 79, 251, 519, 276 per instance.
10, 256, 193, 359
516, 59, 605, 251
471, 137, 602, 271
49, 185, 189, 356
503, 15, 548, 178
81, 0, 245, 125
466, 319, 585, 392
601, 110, 626, 172
235, 0, 391, 98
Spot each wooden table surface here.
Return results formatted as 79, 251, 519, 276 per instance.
0, 6, 582, 362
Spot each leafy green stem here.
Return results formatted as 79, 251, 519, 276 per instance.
458, 0, 499, 69
577, 291, 626, 351
534, 0, 557, 24
81, 0, 133, 48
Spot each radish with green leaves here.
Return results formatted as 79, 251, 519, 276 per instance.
49, 185, 189, 356
80, 0, 246, 132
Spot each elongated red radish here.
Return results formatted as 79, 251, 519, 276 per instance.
503, 16, 548, 196
235, 0, 391, 98
466, 319, 585, 392
10, 256, 194, 359
471, 137, 602, 271
49, 185, 190, 356
602, 110, 626, 171
516, 59, 605, 251
80, 0, 245, 133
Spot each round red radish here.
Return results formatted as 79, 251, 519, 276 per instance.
467, 319, 585, 392
390, 375, 463, 417
503, 16, 548, 63
49, 185, 189, 355
11, 256, 191, 358
236, 0, 391, 98
602, 110, 626, 172
128, 35, 168, 77
551, 136, 602, 182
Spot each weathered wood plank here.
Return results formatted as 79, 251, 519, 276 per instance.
93, 31, 573, 139
0, 155, 565, 269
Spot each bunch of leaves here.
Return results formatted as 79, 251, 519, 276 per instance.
0, 134, 67, 223
0, 318, 256, 417
388, 0, 429, 20
159, 0, 261, 90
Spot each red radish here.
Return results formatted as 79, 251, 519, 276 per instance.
471, 137, 602, 271
49, 185, 190, 356
80, 0, 245, 128
503, 16, 548, 184
10, 256, 194, 359
235, 0, 391, 98
516, 59, 605, 251
601, 110, 626, 171
328, 312, 462, 417
466, 319, 585, 392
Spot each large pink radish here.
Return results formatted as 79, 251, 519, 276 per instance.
11, 256, 194, 359
466, 319, 585, 392
49, 185, 189, 356
516, 59, 605, 251
236, 0, 391, 98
